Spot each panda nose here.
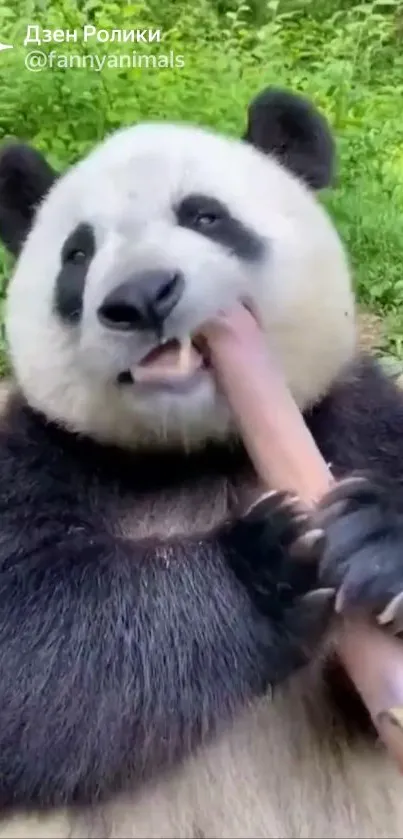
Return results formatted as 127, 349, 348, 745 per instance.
97, 270, 185, 332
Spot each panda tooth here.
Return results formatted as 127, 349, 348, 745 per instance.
178, 336, 192, 375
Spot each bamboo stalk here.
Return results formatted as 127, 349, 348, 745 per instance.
201, 304, 403, 773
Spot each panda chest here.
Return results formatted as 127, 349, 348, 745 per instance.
108, 475, 237, 541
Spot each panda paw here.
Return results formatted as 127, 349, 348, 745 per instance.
225, 490, 335, 659
317, 475, 403, 634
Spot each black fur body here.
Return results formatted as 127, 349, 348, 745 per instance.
0, 354, 403, 817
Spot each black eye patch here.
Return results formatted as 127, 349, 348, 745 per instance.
175, 193, 264, 262
54, 223, 95, 325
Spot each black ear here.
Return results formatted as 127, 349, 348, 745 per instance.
0, 143, 57, 257
243, 88, 335, 190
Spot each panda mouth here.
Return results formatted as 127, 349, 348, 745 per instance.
118, 337, 209, 388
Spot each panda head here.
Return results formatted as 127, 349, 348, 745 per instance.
0, 88, 355, 450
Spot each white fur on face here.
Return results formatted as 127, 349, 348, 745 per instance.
5, 122, 356, 449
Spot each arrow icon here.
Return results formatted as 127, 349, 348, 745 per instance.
0, 43, 13, 51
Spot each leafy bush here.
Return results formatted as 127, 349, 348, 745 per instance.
0, 0, 402, 368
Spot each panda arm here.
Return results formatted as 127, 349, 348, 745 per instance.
307, 355, 403, 489
306, 355, 403, 626
0, 422, 329, 811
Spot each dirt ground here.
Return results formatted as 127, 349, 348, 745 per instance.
357, 310, 384, 353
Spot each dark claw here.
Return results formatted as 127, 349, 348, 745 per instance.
317, 475, 403, 635
223, 489, 332, 670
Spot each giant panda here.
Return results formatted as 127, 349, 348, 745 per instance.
0, 87, 402, 838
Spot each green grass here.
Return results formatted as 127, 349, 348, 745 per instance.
0, 0, 402, 372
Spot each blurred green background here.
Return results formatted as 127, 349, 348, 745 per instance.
0, 0, 402, 373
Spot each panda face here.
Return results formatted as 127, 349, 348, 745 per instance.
2, 92, 356, 450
